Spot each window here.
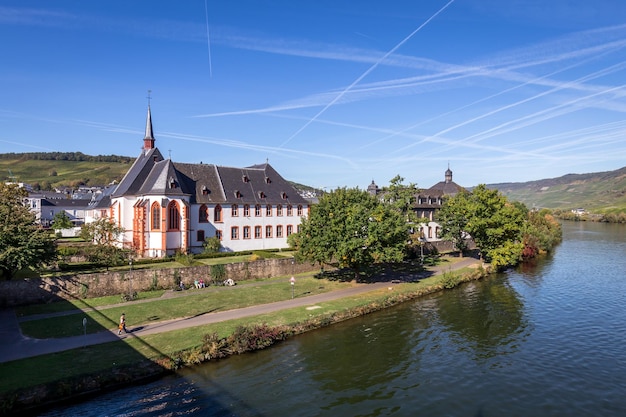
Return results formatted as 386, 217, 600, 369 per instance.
297, 205, 303, 216
244, 204, 250, 217
266, 205, 272, 216
216, 229, 223, 240
243, 226, 250, 239
276, 225, 283, 238
265, 225, 272, 238
167, 201, 180, 231
255, 226, 262, 238
231, 204, 238, 217
277, 205, 283, 216
255, 204, 261, 217
287, 225, 293, 236
214, 205, 222, 222
281, 192, 287, 199
151, 202, 161, 230
287, 205, 293, 216
199, 204, 208, 223
231, 227, 239, 239
242, 175, 249, 183
428, 227, 433, 239
297, 224, 301, 233
197, 230, 205, 242
201, 186, 209, 195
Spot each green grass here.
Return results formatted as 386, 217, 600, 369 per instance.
18, 275, 355, 338
0, 267, 473, 394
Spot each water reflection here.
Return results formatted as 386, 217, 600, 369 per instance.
431, 275, 527, 362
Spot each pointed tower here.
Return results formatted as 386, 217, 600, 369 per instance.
143, 105, 155, 151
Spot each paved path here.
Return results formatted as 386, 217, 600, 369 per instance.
0, 258, 480, 363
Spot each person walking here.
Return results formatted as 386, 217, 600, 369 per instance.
118, 313, 127, 335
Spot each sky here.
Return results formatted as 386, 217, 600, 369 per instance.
2, 1, 626, 191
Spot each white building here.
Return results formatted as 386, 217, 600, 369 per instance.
109, 106, 310, 257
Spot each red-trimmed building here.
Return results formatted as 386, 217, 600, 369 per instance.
107, 107, 310, 257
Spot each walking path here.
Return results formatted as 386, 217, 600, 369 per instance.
0, 258, 480, 363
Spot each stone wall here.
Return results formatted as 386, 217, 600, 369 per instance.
0, 258, 320, 308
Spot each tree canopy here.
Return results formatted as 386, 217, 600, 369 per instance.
288, 187, 407, 280
80, 217, 127, 269
437, 184, 560, 270
0, 183, 57, 279
51, 211, 74, 230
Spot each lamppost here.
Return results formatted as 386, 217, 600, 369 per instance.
128, 255, 133, 299
290, 276, 295, 299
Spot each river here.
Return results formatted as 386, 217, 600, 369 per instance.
42, 221, 626, 416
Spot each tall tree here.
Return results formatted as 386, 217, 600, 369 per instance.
80, 217, 127, 269
465, 185, 526, 269
0, 183, 56, 279
436, 190, 472, 256
288, 187, 407, 280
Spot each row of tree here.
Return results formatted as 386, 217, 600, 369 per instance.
0, 152, 134, 163
0, 178, 562, 280
289, 180, 562, 277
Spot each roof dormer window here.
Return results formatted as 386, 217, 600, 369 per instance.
281, 192, 287, 199
258, 191, 266, 199
169, 177, 177, 189
235, 190, 242, 198
265, 176, 271, 184
242, 175, 249, 183
201, 185, 209, 195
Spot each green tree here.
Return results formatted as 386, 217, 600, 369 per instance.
203, 236, 222, 254
465, 185, 526, 269
0, 183, 56, 279
436, 190, 472, 256
80, 217, 126, 269
51, 211, 73, 230
289, 187, 407, 280
522, 209, 562, 258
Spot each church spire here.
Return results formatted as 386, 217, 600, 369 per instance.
143, 91, 155, 150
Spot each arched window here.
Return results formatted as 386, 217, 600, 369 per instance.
168, 201, 180, 231
214, 204, 222, 222
287, 205, 293, 216
297, 205, 303, 216
243, 204, 250, 217
231, 204, 238, 217
151, 202, 161, 230
266, 204, 272, 216
199, 204, 209, 223
277, 205, 283, 216
255, 204, 261, 217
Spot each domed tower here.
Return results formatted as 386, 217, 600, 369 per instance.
367, 180, 379, 196
444, 165, 453, 184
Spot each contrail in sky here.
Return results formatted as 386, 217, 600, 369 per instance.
278, 0, 456, 148
204, 0, 213, 78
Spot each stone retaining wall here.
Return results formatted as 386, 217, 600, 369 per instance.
0, 258, 319, 308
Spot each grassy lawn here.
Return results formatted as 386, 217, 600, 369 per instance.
0, 269, 464, 394
18, 274, 357, 338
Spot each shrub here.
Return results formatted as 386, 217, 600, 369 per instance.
440, 270, 460, 289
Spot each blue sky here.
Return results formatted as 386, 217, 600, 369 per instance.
2, 1, 626, 190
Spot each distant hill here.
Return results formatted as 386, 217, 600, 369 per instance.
0, 152, 318, 196
0, 152, 134, 190
487, 166, 626, 214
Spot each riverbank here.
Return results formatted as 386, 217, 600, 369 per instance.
0, 258, 487, 415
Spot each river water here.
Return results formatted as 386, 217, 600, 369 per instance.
42, 221, 626, 416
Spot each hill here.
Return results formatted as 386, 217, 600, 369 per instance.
0, 152, 318, 196
487, 166, 626, 214
0, 152, 134, 190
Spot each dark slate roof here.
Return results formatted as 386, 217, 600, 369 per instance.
425, 180, 464, 196
46, 198, 92, 208
114, 146, 307, 206
111, 147, 164, 197
215, 163, 308, 206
